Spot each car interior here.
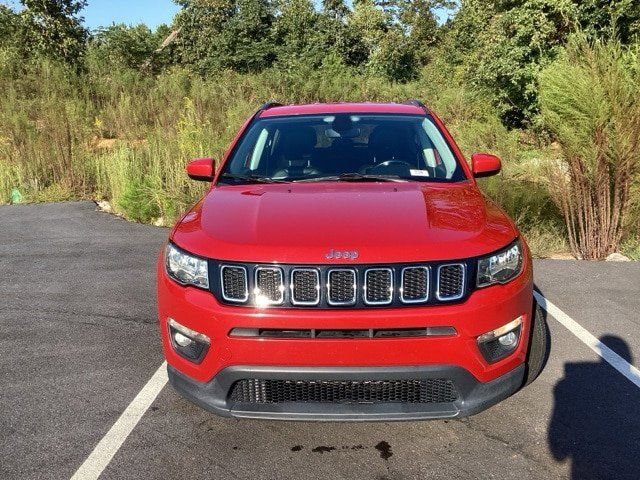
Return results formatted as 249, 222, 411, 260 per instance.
228, 114, 460, 181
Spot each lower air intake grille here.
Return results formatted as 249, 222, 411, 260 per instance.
437, 264, 465, 300
229, 378, 458, 404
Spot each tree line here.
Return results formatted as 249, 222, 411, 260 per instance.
2, 0, 638, 128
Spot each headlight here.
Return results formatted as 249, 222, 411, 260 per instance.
477, 240, 523, 287
165, 243, 209, 289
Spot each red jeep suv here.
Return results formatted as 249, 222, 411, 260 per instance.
157, 101, 548, 421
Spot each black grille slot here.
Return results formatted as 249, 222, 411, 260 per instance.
255, 267, 284, 304
364, 269, 393, 304
229, 378, 458, 404
437, 264, 465, 300
327, 269, 356, 305
291, 269, 320, 305
221, 266, 248, 302
401, 267, 429, 303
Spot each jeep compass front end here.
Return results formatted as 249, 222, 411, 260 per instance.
157, 101, 548, 421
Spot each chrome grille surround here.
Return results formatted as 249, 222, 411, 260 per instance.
254, 267, 284, 305
436, 263, 466, 301
364, 268, 393, 305
220, 265, 249, 303
290, 268, 320, 306
214, 260, 470, 308
400, 266, 430, 303
327, 269, 357, 306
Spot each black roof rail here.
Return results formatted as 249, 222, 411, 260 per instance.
258, 101, 283, 112
404, 99, 430, 113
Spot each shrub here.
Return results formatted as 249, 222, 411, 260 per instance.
539, 36, 640, 259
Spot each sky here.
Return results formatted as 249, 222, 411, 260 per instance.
81, 0, 181, 30
1, 0, 182, 30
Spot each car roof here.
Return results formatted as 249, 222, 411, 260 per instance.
258, 102, 427, 118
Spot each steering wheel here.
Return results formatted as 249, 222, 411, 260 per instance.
378, 160, 412, 168
366, 160, 413, 175
272, 166, 322, 179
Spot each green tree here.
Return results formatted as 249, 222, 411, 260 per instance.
173, 0, 274, 73
323, 0, 349, 20
19, 0, 88, 65
218, 0, 275, 72
173, 0, 235, 73
398, 0, 446, 64
0, 5, 21, 47
449, 0, 575, 127
575, 0, 640, 43
346, 0, 388, 69
447, 0, 640, 127
347, 0, 417, 81
272, 0, 330, 69
89, 23, 164, 70
368, 28, 417, 81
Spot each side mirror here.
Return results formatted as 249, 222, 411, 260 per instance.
471, 153, 501, 178
186, 158, 214, 181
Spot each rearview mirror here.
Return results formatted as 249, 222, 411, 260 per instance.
186, 158, 214, 181
471, 153, 501, 178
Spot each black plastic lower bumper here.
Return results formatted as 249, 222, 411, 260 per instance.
168, 363, 525, 421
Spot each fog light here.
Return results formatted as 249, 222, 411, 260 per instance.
477, 316, 523, 363
168, 318, 210, 363
498, 331, 517, 347
173, 331, 193, 347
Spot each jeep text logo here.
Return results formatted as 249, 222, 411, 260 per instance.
325, 249, 359, 260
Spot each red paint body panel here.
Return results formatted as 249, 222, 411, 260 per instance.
158, 102, 535, 414
186, 157, 214, 180
472, 153, 502, 178
171, 182, 517, 263
258, 102, 426, 117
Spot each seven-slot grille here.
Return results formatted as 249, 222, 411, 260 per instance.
217, 263, 467, 307
229, 378, 459, 404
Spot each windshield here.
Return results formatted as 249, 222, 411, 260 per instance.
218, 114, 467, 184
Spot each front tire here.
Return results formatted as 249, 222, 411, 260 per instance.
523, 300, 549, 386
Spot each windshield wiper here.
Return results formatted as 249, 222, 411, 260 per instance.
295, 173, 407, 183
219, 173, 289, 184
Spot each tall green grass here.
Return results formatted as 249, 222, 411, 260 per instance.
0, 52, 574, 255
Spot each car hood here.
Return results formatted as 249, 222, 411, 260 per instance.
171, 182, 518, 263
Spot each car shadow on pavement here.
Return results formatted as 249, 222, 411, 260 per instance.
547, 334, 640, 480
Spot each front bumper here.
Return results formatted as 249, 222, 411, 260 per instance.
158, 243, 534, 421
168, 362, 525, 421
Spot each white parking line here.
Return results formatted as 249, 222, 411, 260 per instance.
70, 362, 168, 480
534, 291, 640, 389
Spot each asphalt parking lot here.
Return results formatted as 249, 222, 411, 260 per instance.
1, 201, 639, 480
